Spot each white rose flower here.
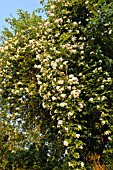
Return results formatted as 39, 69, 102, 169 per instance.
51, 5, 55, 9
76, 134, 80, 138
4, 46, 8, 50
65, 149, 68, 155
76, 30, 79, 34
81, 50, 84, 54
72, 77, 78, 82
70, 90, 79, 98
98, 67, 102, 70
60, 102, 67, 107
51, 61, 57, 69
78, 125, 82, 130
105, 131, 110, 135
52, 96, 57, 101
100, 85, 104, 89
34, 64, 39, 68
59, 65, 63, 69
101, 96, 106, 101
107, 77, 111, 81
57, 80, 64, 85
68, 162, 72, 167
79, 73, 82, 76
108, 137, 112, 141
58, 120, 63, 125
80, 146, 83, 149
63, 140, 69, 146
56, 86, 60, 90
58, 87, 64, 92
64, 127, 68, 132
81, 162, 84, 167
97, 105, 100, 109
69, 74, 74, 78
38, 81, 42, 85
70, 49, 76, 53
61, 94, 66, 98
85, 1, 89, 4
72, 37, 76, 42
68, 112, 73, 117
73, 22, 78, 26
67, 86, 71, 90
79, 102, 84, 109
101, 120, 106, 125
0, 47, 5, 52
89, 97, 93, 102
109, 30, 112, 34
44, 21, 50, 27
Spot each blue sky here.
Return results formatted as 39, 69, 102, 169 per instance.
0, 0, 46, 32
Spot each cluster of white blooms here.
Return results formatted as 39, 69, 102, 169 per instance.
68, 74, 79, 85
70, 89, 81, 99
54, 18, 63, 24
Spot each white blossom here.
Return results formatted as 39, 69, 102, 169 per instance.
78, 125, 82, 130
105, 131, 110, 135
76, 134, 80, 138
101, 120, 106, 125
108, 137, 112, 141
109, 30, 112, 34
58, 120, 63, 125
100, 85, 104, 89
68, 162, 72, 167
107, 77, 111, 82
69, 74, 74, 78
50, 5, 55, 9
52, 96, 57, 101
72, 36, 76, 41
70, 90, 80, 98
81, 162, 84, 167
80, 146, 83, 149
44, 21, 50, 27
70, 49, 76, 53
51, 61, 57, 69
101, 96, 106, 101
76, 30, 79, 34
68, 112, 73, 117
65, 149, 68, 155
57, 80, 64, 85
64, 127, 69, 132
67, 86, 71, 90
60, 102, 67, 107
34, 64, 41, 68
85, 1, 89, 4
73, 22, 78, 26
63, 140, 69, 146
89, 97, 93, 102
79, 102, 84, 109
60, 94, 66, 98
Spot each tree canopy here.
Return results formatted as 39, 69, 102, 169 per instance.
0, 0, 113, 169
